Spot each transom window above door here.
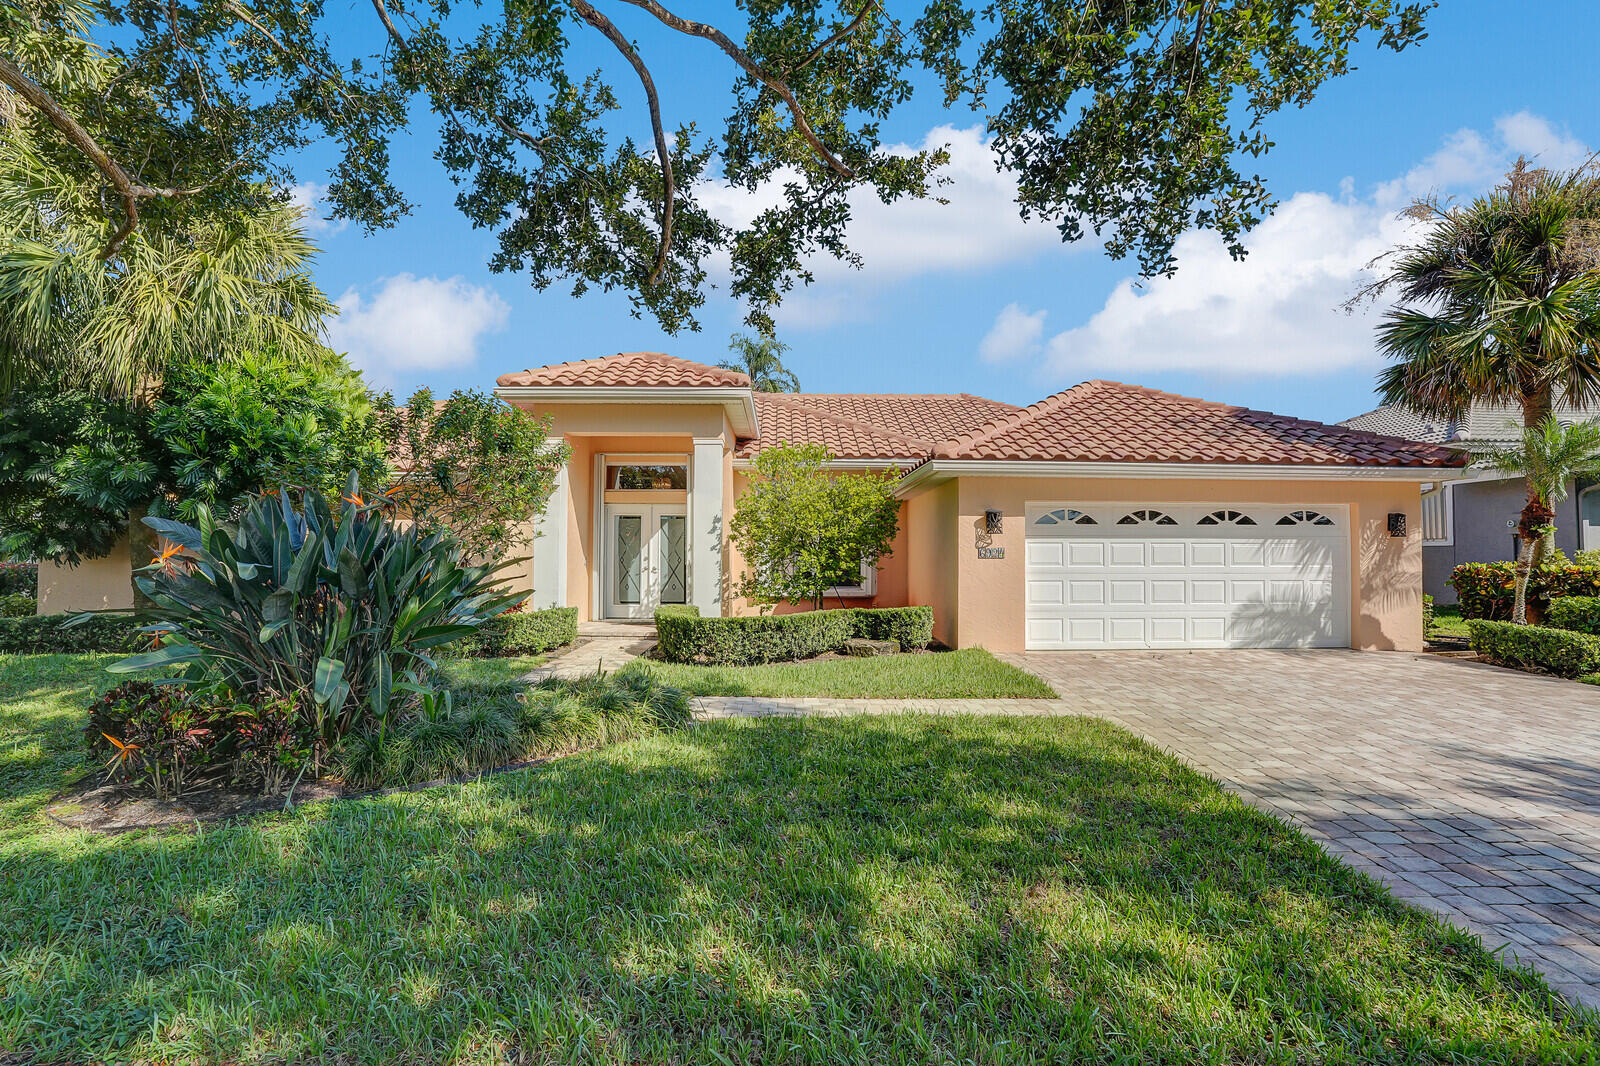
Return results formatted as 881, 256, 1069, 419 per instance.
606, 463, 688, 490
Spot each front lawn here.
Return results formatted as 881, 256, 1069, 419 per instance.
634, 646, 1057, 698
435, 653, 547, 686
2, 655, 1594, 1062
1429, 604, 1472, 641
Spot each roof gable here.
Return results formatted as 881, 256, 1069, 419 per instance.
496, 351, 751, 389
933, 380, 1463, 468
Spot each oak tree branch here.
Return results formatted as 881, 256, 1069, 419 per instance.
570, 0, 675, 284
607, 0, 855, 178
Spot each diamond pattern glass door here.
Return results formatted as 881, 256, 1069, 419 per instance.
614, 515, 642, 605
658, 514, 687, 604
606, 504, 689, 618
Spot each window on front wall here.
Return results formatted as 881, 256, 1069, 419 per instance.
826, 558, 878, 598
606, 464, 688, 490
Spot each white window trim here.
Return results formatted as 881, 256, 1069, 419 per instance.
1422, 482, 1455, 547
825, 558, 878, 598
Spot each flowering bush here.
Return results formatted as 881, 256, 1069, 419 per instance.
1448, 562, 1600, 620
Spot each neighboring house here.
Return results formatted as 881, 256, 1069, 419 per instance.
492, 352, 1459, 652
1339, 401, 1600, 605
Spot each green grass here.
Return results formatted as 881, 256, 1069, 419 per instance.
435, 654, 547, 686
1429, 605, 1472, 640
633, 647, 1057, 698
2, 654, 1596, 1063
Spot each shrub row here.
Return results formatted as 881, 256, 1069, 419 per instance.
655, 606, 934, 665
1449, 562, 1600, 620
1546, 596, 1600, 636
443, 606, 578, 658
0, 593, 34, 618
0, 613, 148, 655
0, 561, 36, 597
1467, 619, 1600, 679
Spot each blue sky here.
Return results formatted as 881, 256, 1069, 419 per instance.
298, 0, 1598, 425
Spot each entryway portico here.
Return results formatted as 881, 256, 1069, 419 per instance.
495, 353, 757, 621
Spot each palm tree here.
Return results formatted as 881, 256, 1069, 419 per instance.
720, 332, 801, 393
1469, 417, 1600, 623
1371, 159, 1600, 568
0, 125, 334, 397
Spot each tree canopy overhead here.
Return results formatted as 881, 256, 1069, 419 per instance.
1, 0, 1432, 333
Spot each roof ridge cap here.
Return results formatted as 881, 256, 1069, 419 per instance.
932, 380, 1102, 456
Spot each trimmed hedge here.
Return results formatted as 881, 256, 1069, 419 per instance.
655, 605, 934, 665
445, 606, 578, 658
0, 613, 147, 654
851, 606, 935, 650
1467, 619, 1600, 679
0, 593, 34, 618
1449, 562, 1600, 620
1546, 596, 1600, 636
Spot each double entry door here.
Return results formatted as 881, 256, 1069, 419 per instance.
605, 503, 688, 619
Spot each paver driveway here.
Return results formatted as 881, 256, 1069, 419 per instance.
1002, 649, 1600, 1010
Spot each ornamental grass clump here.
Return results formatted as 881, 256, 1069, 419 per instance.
108, 475, 520, 773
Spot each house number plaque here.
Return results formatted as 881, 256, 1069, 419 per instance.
977, 546, 1005, 559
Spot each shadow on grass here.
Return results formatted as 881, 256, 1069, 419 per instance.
2, 713, 1596, 1063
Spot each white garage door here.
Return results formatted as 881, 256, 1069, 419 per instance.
1024, 503, 1350, 650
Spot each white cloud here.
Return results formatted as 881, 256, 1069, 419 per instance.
287, 181, 346, 235
1039, 112, 1594, 382
697, 125, 1074, 327
979, 303, 1049, 364
327, 274, 510, 380
1044, 193, 1414, 378
1494, 111, 1593, 170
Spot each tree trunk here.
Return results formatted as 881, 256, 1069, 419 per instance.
127, 505, 157, 613
1511, 390, 1556, 624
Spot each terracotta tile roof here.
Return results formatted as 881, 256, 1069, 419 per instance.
496, 351, 751, 389
734, 393, 1021, 461
930, 380, 1465, 468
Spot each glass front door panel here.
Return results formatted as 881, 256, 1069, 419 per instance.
659, 514, 687, 604
615, 515, 642, 605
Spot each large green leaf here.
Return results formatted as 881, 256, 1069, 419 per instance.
107, 645, 203, 674
313, 656, 346, 706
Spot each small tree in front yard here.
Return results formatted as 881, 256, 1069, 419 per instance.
730, 444, 900, 610
1470, 416, 1600, 624
373, 389, 570, 561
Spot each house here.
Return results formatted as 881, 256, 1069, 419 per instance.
1339, 401, 1600, 604
495, 352, 1462, 651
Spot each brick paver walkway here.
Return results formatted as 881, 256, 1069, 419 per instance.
1001, 649, 1600, 1009
524, 622, 656, 681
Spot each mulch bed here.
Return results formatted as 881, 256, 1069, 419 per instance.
44, 752, 578, 836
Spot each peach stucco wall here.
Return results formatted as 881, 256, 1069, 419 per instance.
904, 480, 959, 648
940, 476, 1424, 653
37, 535, 136, 614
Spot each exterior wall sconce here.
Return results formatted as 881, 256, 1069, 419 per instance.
1387, 512, 1407, 538
984, 509, 1004, 535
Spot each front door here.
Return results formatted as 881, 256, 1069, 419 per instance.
605, 503, 688, 619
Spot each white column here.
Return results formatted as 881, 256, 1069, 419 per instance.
690, 437, 724, 616
530, 443, 568, 609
